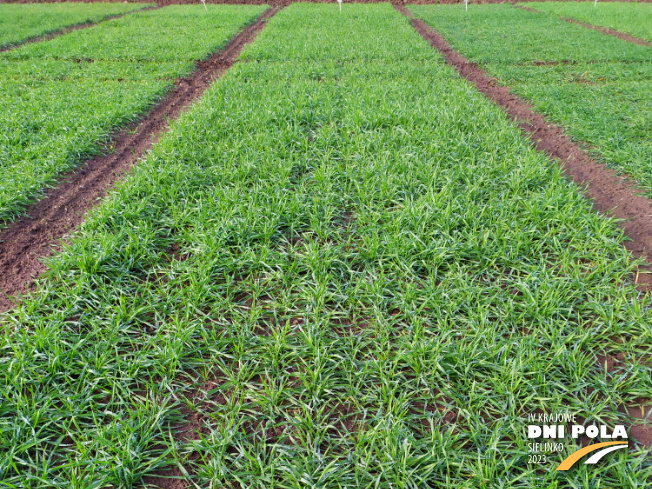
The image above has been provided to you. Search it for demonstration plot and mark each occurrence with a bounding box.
[1,4,649,487]
[526,1,652,43]
[0,2,151,49]
[0,5,267,226]
[411,5,652,197]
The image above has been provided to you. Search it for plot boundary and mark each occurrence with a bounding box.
[0,4,158,53]
[516,4,652,47]
[398,2,652,448]
[396,4,652,291]
[0,7,278,312]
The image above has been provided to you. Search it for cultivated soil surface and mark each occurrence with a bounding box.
[0,7,277,312]
[2,1,651,314]
[2,3,650,486]
[4,0,652,5]
[396,4,652,293]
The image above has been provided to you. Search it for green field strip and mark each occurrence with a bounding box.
[0,5,267,226]
[409,4,649,64]
[410,4,652,198]
[0,2,152,49]
[2,3,651,486]
[525,1,652,43]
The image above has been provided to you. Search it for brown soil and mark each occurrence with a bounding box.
[142,380,228,489]
[563,18,652,47]
[396,4,652,446]
[0,7,277,313]
[516,5,652,46]
[0,7,159,53]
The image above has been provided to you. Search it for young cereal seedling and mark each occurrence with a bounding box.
[2,4,649,488]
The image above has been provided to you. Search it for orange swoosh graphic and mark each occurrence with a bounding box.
[556,441,628,471]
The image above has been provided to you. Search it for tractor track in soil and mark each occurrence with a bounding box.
[516,4,652,47]
[0,7,278,312]
[0,5,159,53]
[396,4,652,447]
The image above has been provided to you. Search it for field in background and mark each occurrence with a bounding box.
[412,4,652,196]
[1,2,651,488]
[527,1,652,42]
[0,5,266,225]
[0,2,152,48]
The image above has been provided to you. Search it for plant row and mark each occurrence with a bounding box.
[0,2,152,49]
[0,3,153,48]
[527,1,652,42]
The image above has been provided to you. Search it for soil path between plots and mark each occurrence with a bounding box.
[396,4,652,446]
[0,5,159,53]
[0,7,278,313]
[515,5,652,47]
[395,5,652,287]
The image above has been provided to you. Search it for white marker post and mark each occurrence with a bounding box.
[338,0,342,13]
[465,0,468,12]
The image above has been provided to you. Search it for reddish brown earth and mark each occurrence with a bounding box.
[395,3,652,447]
[0,6,159,53]
[516,5,652,46]
[0,7,277,312]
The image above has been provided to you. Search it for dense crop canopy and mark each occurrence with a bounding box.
[0,2,152,49]
[527,1,652,42]
[1,4,650,487]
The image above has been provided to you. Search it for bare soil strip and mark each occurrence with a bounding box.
[0,5,159,53]
[0,7,278,313]
[396,4,652,447]
[515,4,652,47]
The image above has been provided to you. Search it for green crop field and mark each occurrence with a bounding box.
[1,3,651,488]
[411,4,652,197]
[0,5,267,226]
[527,1,652,42]
[0,2,152,49]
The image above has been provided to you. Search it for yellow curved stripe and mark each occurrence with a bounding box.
[556,441,628,471]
